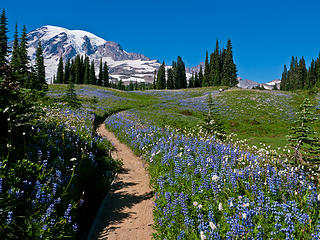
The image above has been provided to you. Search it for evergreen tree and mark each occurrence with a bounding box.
[198,65,203,87]
[172,61,177,89]
[167,68,174,89]
[316,55,320,88]
[153,70,157,89]
[287,56,298,90]
[203,51,210,87]
[18,25,30,87]
[63,59,70,84]
[128,81,134,91]
[156,61,166,89]
[305,60,317,89]
[89,60,96,85]
[296,57,307,89]
[34,41,46,90]
[288,98,320,164]
[74,55,81,84]
[65,79,80,108]
[56,57,64,84]
[221,39,237,86]
[188,73,194,88]
[10,23,20,75]
[79,55,84,81]
[103,62,109,87]
[98,59,103,86]
[0,9,8,69]
[176,56,187,89]
[272,84,278,90]
[135,80,138,90]
[211,40,221,86]
[203,93,225,140]
[118,79,124,90]
[83,56,89,84]
[194,72,200,88]
[280,64,288,90]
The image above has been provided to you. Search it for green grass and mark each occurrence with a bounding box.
[48,84,320,152]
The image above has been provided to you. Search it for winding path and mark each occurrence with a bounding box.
[88,124,154,240]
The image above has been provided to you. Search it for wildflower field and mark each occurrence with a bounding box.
[2,84,320,239]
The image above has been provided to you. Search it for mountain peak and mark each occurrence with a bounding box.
[24,25,158,83]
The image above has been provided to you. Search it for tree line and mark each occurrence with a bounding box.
[54,55,110,87]
[0,9,46,91]
[154,39,238,90]
[155,56,188,89]
[202,39,238,87]
[280,56,320,91]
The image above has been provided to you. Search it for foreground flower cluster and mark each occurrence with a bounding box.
[105,111,320,240]
[0,106,117,239]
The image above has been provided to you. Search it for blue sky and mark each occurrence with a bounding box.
[3,0,320,83]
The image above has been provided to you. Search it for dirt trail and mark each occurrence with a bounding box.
[88,124,154,240]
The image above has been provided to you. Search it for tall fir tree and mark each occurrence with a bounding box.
[103,62,109,87]
[176,56,187,89]
[74,55,81,84]
[288,98,320,164]
[305,60,317,90]
[203,51,210,87]
[0,9,8,69]
[167,68,174,89]
[211,40,221,86]
[171,61,177,89]
[83,56,89,84]
[65,78,80,108]
[18,25,30,87]
[34,41,46,90]
[79,55,84,82]
[221,39,237,86]
[156,61,166,89]
[63,59,70,84]
[188,73,195,88]
[280,64,288,90]
[98,59,103,86]
[153,70,157,89]
[56,56,64,84]
[296,57,307,90]
[287,56,298,90]
[89,60,96,85]
[198,65,203,87]
[10,23,20,75]
[194,72,200,88]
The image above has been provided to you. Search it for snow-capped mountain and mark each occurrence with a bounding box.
[26,25,160,83]
[186,62,204,74]
[237,78,259,89]
[237,78,281,90]
[264,79,281,89]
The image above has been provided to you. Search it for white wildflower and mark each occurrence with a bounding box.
[200,231,206,240]
[193,201,198,207]
[212,174,219,182]
[70,158,77,162]
[218,203,223,211]
[242,213,247,219]
[318,194,320,201]
[209,221,217,230]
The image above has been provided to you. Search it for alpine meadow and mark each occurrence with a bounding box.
[1,2,320,240]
